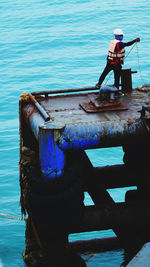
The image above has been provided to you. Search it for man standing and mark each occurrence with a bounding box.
[96,29,140,89]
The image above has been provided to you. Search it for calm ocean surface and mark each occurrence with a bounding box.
[0,0,149,266]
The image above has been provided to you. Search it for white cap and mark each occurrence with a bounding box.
[114,29,124,35]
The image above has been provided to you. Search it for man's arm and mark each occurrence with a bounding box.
[119,38,140,49]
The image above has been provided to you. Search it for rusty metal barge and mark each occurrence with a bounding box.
[19,70,150,266]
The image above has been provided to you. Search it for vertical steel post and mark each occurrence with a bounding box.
[121,68,132,92]
[39,121,65,179]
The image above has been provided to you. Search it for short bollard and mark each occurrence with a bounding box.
[121,68,137,92]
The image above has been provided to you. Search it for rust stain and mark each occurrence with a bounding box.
[53,129,61,142]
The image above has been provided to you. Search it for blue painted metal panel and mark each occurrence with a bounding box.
[39,121,65,179]
[58,121,144,150]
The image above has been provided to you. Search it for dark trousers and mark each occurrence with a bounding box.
[98,62,122,89]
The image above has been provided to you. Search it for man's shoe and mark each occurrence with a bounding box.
[115,91,124,97]
[95,83,100,89]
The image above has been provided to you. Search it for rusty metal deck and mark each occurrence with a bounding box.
[22,88,150,178]
[37,89,149,125]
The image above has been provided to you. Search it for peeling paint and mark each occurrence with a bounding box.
[21,89,149,178]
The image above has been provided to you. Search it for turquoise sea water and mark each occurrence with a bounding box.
[0,0,149,266]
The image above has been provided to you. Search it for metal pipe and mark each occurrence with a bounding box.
[94,164,137,189]
[58,121,144,151]
[28,93,50,122]
[131,71,137,74]
[31,86,99,96]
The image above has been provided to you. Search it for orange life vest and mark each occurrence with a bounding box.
[108,39,125,61]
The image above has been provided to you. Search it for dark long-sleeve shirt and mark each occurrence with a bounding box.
[116,39,137,50]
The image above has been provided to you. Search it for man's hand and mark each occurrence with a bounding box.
[136,38,140,42]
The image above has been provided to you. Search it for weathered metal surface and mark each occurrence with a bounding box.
[80,92,128,113]
[58,120,144,150]
[94,165,138,189]
[74,201,150,234]
[22,88,150,178]
[24,94,148,145]
[121,68,133,92]
[28,202,150,235]
[37,90,149,131]
[39,121,65,178]
[80,100,127,113]
[139,106,150,133]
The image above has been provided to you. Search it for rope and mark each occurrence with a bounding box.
[0,213,27,221]
[0,213,43,249]
[85,253,95,262]
[20,92,30,101]
[124,42,137,60]
[135,42,146,84]
[27,209,44,250]
[104,71,113,86]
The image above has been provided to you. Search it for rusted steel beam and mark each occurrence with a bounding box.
[31,86,99,96]
[28,201,150,236]
[70,202,150,236]
[69,236,121,254]
[66,151,137,194]
[84,156,143,249]
[65,150,94,183]
[94,164,137,189]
